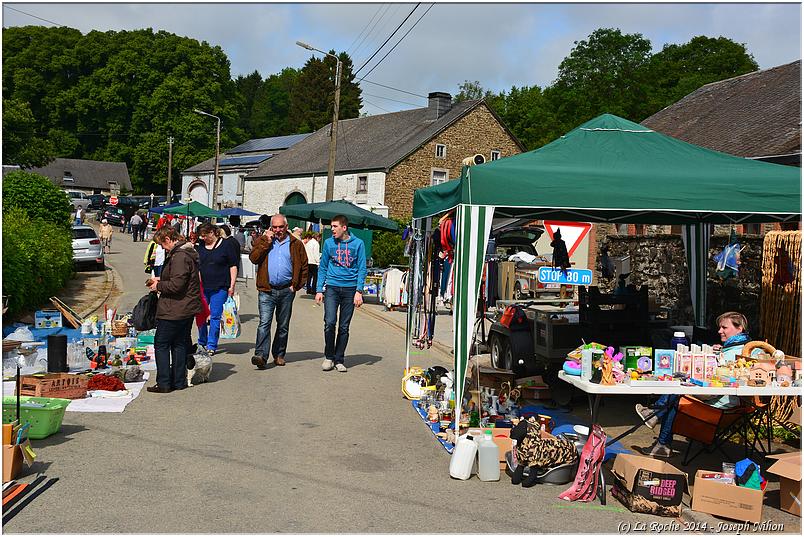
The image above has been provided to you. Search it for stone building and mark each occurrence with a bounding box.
[243,92,524,219]
[181,133,310,209]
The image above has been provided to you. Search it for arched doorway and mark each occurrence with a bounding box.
[188,180,209,205]
[283,192,307,231]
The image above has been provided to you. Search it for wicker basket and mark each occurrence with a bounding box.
[111,320,130,337]
[19,373,89,400]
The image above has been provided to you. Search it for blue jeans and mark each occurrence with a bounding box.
[198,287,228,352]
[256,287,295,358]
[653,394,681,446]
[324,286,356,364]
[154,317,193,389]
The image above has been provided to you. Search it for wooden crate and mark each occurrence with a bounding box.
[19,373,88,400]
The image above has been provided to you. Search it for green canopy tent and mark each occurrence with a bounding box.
[410,113,801,438]
[164,201,220,236]
[280,199,399,261]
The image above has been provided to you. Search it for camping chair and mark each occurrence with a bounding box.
[671,395,756,465]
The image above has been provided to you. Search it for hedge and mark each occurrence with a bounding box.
[3,207,74,317]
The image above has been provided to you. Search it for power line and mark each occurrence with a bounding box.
[337,121,354,168]
[361,99,391,114]
[359,78,426,99]
[358,3,434,82]
[346,3,385,55]
[353,3,420,76]
[351,4,393,61]
[3,5,63,26]
[362,91,421,107]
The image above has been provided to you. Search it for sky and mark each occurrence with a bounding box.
[3,1,802,115]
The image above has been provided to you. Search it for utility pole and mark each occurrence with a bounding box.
[296,41,341,202]
[326,59,342,202]
[214,118,220,209]
[167,136,173,202]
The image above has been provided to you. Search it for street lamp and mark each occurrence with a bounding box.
[297,40,341,202]
[193,108,221,209]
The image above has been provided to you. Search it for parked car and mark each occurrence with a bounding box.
[71,225,105,270]
[88,194,106,210]
[101,206,126,227]
[65,190,91,211]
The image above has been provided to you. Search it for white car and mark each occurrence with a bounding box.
[71,225,105,270]
[65,190,91,210]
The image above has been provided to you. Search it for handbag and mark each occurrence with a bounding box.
[219,296,241,339]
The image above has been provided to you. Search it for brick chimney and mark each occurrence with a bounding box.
[427,92,452,120]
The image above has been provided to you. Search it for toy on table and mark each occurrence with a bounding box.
[600,346,624,385]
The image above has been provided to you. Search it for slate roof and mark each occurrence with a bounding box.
[642,60,801,159]
[183,154,273,173]
[246,99,496,180]
[227,133,311,154]
[24,158,132,191]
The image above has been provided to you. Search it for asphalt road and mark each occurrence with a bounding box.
[5,229,799,534]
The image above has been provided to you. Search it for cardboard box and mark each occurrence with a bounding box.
[34,309,62,329]
[3,444,22,483]
[467,363,515,394]
[692,469,764,523]
[767,452,801,517]
[611,453,687,517]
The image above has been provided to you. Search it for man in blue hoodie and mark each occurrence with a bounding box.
[315,214,367,372]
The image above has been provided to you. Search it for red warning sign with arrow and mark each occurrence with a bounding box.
[543,221,592,258]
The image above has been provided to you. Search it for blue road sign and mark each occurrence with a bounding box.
[537,267,593,286]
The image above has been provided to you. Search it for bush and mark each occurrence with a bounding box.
[2,207,74,316]
[371,219,408,268]
[2,170,72,228]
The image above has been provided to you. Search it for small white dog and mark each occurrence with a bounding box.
[187,346,213,387]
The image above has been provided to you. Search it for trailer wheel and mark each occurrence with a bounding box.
[489,333,512,371]
[513,282,527,301]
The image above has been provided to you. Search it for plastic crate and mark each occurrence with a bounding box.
[2,396,71,439]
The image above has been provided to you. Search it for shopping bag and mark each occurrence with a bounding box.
[219,296,241,339]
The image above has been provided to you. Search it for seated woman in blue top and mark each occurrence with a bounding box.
[195,222,239,356]
[635,311,750,458]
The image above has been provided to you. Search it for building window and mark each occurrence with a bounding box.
[435,144,447,159]
[62,171,74,184]
[237,174,246,196]
[431,168,448,186]
[743,224,762,235]
[356,175,368,194]
[490,150,501,161]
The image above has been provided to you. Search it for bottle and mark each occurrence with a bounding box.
[671,331,689,351]
[477,430,501,481]
[449,434,478,480]
[581,348,593,381]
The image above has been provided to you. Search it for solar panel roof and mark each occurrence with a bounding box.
[227,133,311,154]
[219,154,272,167]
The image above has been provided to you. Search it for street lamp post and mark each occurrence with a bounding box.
[193,108,221,209]
[297,40,341,202]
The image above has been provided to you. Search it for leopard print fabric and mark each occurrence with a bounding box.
[513,418,579,471]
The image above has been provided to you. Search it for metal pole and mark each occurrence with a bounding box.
[167,136,173,202]
[325,58,341,202]
[213,117,220,209]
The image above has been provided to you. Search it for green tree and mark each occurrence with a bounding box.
[641,36,759,118]
[546,28,653,132]
[251,67,300,137]
[289,51,361,133]
[371,221,407,268]
[2,98,55,167]
[453,80,493,103]
[2,170,73,228]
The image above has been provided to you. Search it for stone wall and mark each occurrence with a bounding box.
[384,103,522,219]
[595,231,766,335]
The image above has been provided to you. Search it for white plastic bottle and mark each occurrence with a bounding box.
[449,434,478,480]
[477,430,501,481]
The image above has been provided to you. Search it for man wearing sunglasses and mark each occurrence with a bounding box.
[249,214,308,369]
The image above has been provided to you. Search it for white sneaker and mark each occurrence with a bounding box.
[335,363,347,373]
[322,359,334,371]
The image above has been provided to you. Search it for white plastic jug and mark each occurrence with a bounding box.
[477,430,501,481]
[449,434,478,480]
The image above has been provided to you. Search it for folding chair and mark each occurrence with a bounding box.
[671,395,755,465]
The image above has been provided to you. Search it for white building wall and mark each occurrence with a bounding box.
[243,171,388,217]
[181,170,250,208]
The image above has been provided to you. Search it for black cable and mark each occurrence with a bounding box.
[347,3,386,55]
[337,121,354,168]
[359,78,427,98]
[358,3,434,82]
[353,3,420,76]
[351,4,394,60]
[362,99,391,114]
[3,5,63,26]
[362,91,421,107]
